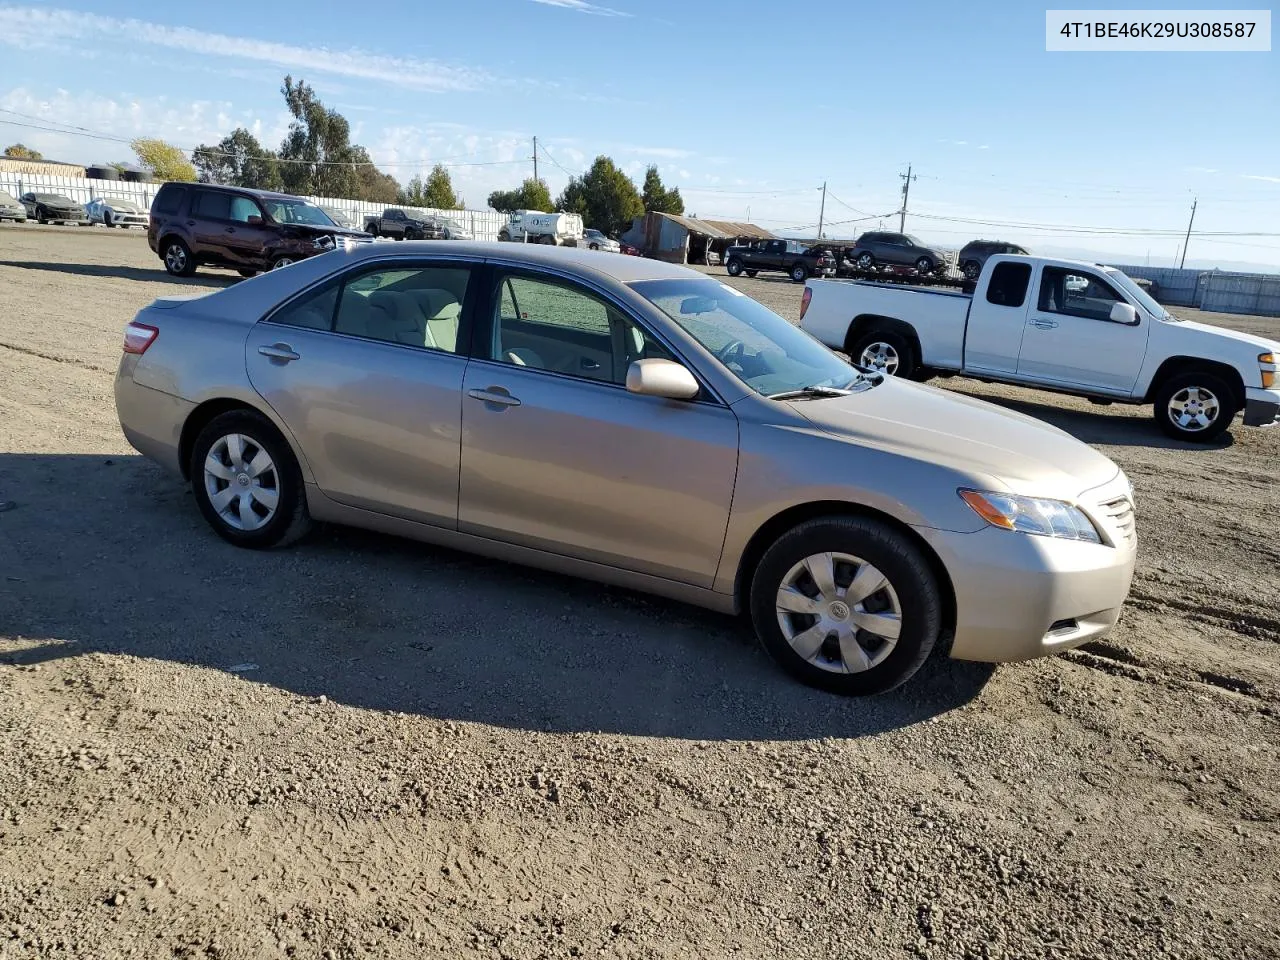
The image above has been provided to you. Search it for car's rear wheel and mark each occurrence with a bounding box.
[190,410,311,549]
[726,258,744,277]
[162,238,196,277]
[1153,370,1235,442]
[745,269,758,278]
[849,330,915,378]
[790,262,808,283]
[750,516,942,695]
[963,260,981,280]
[856,252,875,271]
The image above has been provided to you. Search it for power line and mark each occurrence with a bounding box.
[536,142,579,179]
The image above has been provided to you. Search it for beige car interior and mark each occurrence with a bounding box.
[332,268,469,353]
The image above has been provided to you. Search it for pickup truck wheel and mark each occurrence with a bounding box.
[850,331,915,378]
[750,516,941,695]
[962,260,981,280]
[745,269,758,278]
[1154,372,1235,442]
[726,258,744,277]
[856,252,875,271]
[790,263,809,283]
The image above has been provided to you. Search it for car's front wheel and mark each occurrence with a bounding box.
[750,516,942,695]
[726,258,744,277]
[915,256,935,275]
[1153,370,1236,442]
[856,252,875,271]
[190,410,312,549]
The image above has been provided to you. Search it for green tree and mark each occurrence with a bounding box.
[3,143,43,160]
[422,163,462,209]
[398,174,428,206]
[641,165,684,216]
[192,128,282,190]
[554,156,644,236]
[487,177,552,214]
[130,137,196,181]
[350,145,400,204]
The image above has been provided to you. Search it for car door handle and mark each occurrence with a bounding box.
[1028,319,1059,329]
[580,357,600,370]
[468,387,521,407]
[258,343,300,362]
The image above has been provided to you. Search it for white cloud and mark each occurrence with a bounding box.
[528,0,631,17]
[1185,165,1218,174]
[0,6,487,91]
[617,144,692,159]
[0,86,291,162]
[1242,174,1280,183]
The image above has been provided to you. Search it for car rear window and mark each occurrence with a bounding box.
[153,186,187,215]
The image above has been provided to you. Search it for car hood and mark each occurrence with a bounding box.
[790,377,1120,500]
[1168,318,1280,353]
[41,201,81,210]
[288,224,373,240]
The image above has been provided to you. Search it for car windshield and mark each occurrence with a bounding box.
[108,200,139,212]
[1105,267,1177,321]
[904,235,924,246]
[262,198,336,227]
[34,193,69,202]
[631,278,866,397]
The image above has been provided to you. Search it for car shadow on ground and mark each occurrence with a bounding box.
[0,260,238,287]
[0,453,994,741]
[942,382,1236,451]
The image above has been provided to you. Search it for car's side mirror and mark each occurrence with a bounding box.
[626,359,700,400]
[247,215,264,226]
[1110,302,1139,325]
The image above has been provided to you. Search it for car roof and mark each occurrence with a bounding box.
[162,181,306,202]
[339,239,702,283]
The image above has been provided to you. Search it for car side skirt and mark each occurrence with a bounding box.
[305,486,741,616]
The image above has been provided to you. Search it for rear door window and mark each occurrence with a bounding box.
[193,190,232,220]
[986,262,1033,308]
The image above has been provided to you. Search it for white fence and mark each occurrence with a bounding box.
[0,172,510,242]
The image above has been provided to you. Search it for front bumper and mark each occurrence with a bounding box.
[110,213,149,227]
[0,207,26,220]
[1243,387,1280,427]
[48,212,88,222]
[913,519,1136,664]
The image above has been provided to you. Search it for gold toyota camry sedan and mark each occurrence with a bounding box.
[115,242,1136,695]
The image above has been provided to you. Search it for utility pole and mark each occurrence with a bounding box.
[817,181,827,238]
[1178,197,1197,269]
[532,136,538,183]
[898,164,916,232]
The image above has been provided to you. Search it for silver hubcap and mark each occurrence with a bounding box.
[203,433,279,531]
[165,244,186,271]
[272,258,294,270]
[1169,386,1220,432]
[858,255,873,269]
[860,341,900,375]
[776,552,902,674]
[917,260,931,273]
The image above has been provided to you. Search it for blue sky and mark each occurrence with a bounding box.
[1,1,1277,267]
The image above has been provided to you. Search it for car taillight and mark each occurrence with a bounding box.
[123,321,159,355]
[800,287,812,320]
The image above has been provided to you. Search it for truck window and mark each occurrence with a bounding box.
[985,262,1032,308]
[1038,267,1124,322]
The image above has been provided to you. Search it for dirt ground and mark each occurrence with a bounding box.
[0,223,1277,960]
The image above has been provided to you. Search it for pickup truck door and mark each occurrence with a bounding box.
[382,211,405,236]
[963,261,1033,376]
[1017,266,1150,394]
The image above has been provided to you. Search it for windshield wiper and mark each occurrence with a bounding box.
[767,386,852,401]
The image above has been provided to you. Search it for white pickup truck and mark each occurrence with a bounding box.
[800,255,1280,442]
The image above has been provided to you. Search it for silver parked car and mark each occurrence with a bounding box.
[85,196,149,228]
[0,188,27,222]
[114,243,1136,695]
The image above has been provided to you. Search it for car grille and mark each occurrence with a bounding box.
[1098,496,1137,546]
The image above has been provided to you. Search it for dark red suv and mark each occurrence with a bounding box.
[148,182,372,277]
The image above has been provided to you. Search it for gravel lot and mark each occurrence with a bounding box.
[1,223,1277,959]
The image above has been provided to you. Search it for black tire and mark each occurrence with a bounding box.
[37,207,48,225]
[162,238,196,277]
[790,262,809,283]
[1153,370,1236,442]
[104,212,115,228]
[368,225,379,237]
[189,410,312,549]
[497,230,509,242]
[750,516,942,696]
[726,258,744,277]
[962,260,981,280]
[915,256,934,275]
[847,329,917,379]
[855,252,875,271]
[589,242,600,250]
[744,269,758,278]
[237,269,259,278]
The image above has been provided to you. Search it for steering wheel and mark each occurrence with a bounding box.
[716,339,746,367]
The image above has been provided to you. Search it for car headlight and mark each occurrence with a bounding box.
[313,236,335,250]
[959,489,1101,544]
